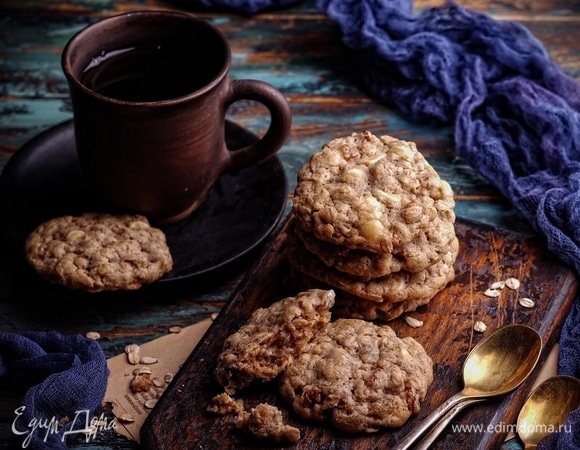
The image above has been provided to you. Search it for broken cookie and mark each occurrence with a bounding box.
[214,289,335,394]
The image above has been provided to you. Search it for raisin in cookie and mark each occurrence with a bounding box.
[214,289,335,394]
[292,131,455,254]
[25,213,173,292]
[278,318,433,432]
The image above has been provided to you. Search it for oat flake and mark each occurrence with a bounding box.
[484,289,501,298]
[405,316,424,328]
[473,321,487,333]
[519,297,535,308]
[505,278,521,290]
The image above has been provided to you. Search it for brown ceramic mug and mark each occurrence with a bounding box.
[61,10,291,223]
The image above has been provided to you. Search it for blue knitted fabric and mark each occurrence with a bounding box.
[202,0,580,447]
[314,3,580,448]
[0,331,109,449]
[200,0,301,13]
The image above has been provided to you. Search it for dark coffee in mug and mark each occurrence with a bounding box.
[81,44,221,102]
[62,11,291,223]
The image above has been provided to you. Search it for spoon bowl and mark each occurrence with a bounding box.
[392,324,542,450]
[517,375,580,449]
[462,324,543,396]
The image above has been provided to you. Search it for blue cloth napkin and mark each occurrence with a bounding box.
[0,331,109,449]
[202,0,580,447]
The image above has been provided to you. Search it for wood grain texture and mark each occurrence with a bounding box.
[0,0,578,448]
[141,216,577,450]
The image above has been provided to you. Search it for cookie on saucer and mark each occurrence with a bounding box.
[24,213,173,292]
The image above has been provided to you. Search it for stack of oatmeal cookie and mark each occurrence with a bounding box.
[288,131,458,321]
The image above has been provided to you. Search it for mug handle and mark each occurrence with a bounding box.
[222,79,292,172]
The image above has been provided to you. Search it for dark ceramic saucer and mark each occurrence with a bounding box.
[0,119,288,282]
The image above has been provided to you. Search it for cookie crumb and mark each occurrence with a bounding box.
[207,393,244,415]
[236,403,300,445]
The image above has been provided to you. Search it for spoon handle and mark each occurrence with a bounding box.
[390,392,467,450]
[413,398,487,450]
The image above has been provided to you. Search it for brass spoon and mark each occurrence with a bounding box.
[392,324,542,450]
[517,375,580,449]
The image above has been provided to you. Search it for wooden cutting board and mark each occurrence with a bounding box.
[140,216,577,450]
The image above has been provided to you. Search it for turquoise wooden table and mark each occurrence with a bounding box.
[0,0,578,448]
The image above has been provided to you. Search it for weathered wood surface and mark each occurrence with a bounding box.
[141,216,578,450]
[0,0,579,448]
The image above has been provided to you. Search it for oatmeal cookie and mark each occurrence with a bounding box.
[278,318,433,432]
[294,218,456,276]
[288,232,458,303]
[214,289,335,394]
[293,223,404,277]
[291,272,433,321]
[24,213,173,292]
[333,292,432,322]
[292,131,455,253]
